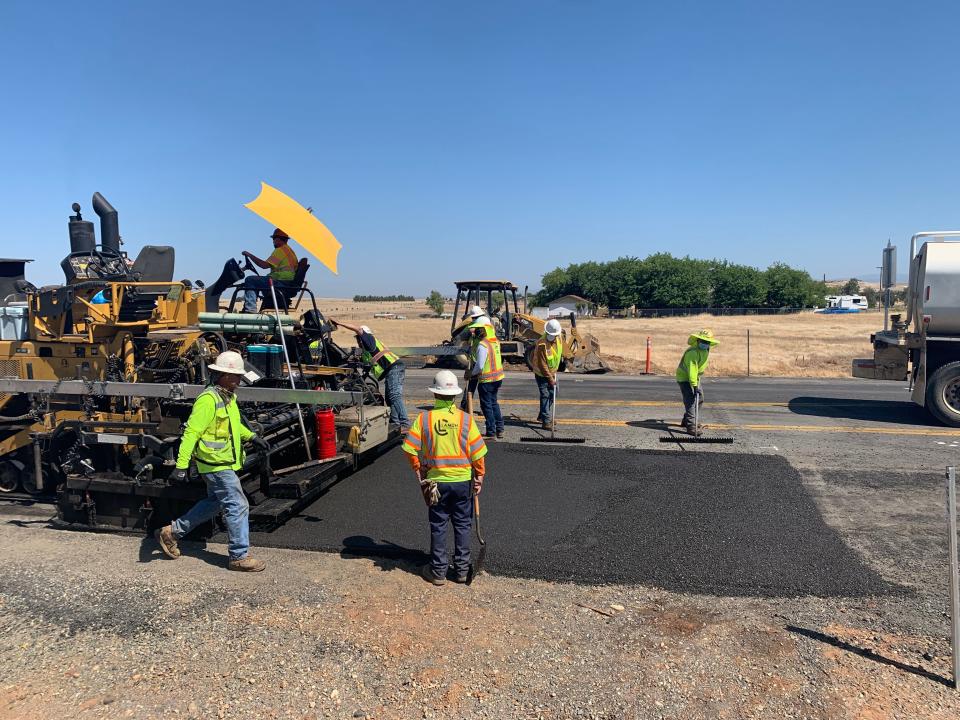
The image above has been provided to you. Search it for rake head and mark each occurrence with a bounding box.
[520,436,586,444]
[659,435,734,444]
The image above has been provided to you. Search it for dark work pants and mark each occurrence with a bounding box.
[428,480,473,577]
[478,379,503,435]
[679,382,697,427]
[535,374,554,423]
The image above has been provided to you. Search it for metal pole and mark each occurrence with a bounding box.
[268,279,313,461]
[947,466,960,690]
[747,329,751,377]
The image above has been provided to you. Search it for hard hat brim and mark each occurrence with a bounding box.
[428,385,463,396]
[208,362,247,375]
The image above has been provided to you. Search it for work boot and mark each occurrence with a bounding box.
[496,431,504,439]
[155,525,180,559]
[228,556,266,572]
[451,569,469,584]
[542,421,554,431]
[421,564,445,586]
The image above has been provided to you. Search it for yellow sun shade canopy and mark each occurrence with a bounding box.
[244,182,342,274]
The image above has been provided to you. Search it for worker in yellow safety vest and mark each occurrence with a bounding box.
[403,370,487,585]
[155,351,269,572]
[465,316,504,439]
[330,319,408,428]
[459,305,487,413]
[676,328,718,435]
[240,227,299,313]
[531,319,563,430]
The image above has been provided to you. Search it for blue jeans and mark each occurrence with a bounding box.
[383,362,409,427]
[535,375,554,423]
[428,480,473,577]
[171,469,250,560]
[242,276,273,313]
[478,379,503,435]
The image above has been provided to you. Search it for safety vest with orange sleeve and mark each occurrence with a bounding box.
[402,399,487,481]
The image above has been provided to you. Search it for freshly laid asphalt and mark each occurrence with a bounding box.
[246,443,895,598]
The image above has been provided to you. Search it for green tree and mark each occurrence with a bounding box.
[711,263,767,307]
[764,263,822,307]
[635,254,712,308]
[425,290,444,316]
[841,278,861,295]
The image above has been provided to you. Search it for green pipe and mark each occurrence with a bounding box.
[199,312,295,325]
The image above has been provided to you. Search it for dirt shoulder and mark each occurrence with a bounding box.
[1,512,958,720]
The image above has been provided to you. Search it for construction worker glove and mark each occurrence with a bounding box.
[473,475,484,496]
[694,386,704,402]
[249,436,270,453]
[170,468,189,483]
[420,479,440,507]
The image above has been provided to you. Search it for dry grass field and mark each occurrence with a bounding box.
[301,298,889,378]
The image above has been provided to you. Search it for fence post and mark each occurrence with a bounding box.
[645,336,652,374]
[947,466,960,690]
[747,329,751,377]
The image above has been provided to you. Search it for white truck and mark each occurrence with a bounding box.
[853,232,960,426]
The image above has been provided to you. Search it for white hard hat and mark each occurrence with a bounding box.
[359,325,372,335]
[468,305,484,318]
[208,350,246,375]
[545,319,562,339]
[475,316,492,327]
[428,369,462,396]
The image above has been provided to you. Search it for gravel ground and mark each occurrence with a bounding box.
[1,513,959,720]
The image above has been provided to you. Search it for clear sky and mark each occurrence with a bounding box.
[1,1,957,294]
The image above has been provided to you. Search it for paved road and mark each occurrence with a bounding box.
[399,369,959,474]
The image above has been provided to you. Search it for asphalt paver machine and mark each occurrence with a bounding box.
[0,193,398,531]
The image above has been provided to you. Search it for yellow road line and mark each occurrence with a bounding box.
[530,418,960,437]
[415,399,865,408]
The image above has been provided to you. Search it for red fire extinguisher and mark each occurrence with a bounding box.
[315,408,337,459]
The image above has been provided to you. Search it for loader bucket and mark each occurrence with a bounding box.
[566,333,609,374]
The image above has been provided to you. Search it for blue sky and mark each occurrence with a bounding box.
[1,1,956,294]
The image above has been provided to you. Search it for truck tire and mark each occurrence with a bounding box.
[925,361,960,427]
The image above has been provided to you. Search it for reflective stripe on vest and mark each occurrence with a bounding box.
[478,338,504,383]
[362,337,399,380]
[420,409,471,469]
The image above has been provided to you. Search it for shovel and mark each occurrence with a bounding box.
[465,485,486,585]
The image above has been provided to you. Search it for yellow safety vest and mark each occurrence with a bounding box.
[402,401,487,481]
[176,388,252,473]
[478,337,504,383]
[544,336,562,371]
[362,337,399,380]
[268,244,298,282]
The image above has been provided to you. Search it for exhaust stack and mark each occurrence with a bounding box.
[92,192,120,254]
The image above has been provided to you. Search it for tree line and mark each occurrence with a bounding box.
[534,253,846,309]
[353,294,415,303]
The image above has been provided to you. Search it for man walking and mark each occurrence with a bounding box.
[240,228,298,313]
[331,319,408,429]
[466,317,504,439]
[531,319,563,429]
[155,351,268,571]
[403,370,487,585]
[675,329,718,435]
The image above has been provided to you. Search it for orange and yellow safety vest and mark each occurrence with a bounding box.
[402,400,487,481]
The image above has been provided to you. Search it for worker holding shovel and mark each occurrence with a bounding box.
[402,370,487,585]
[675,329,718,435]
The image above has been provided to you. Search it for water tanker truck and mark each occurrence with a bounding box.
[853,231,960,426]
